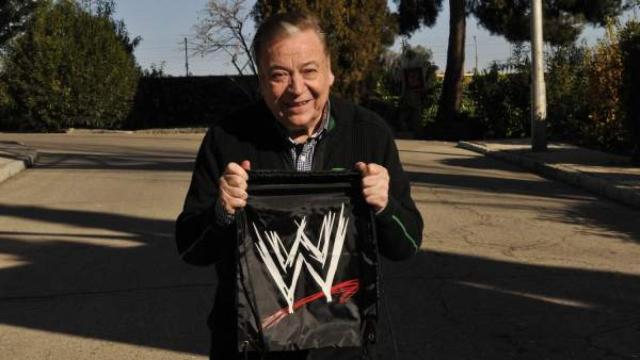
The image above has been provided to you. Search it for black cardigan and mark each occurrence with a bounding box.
[175,97,424,358]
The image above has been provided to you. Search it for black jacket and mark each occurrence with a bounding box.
[176,97,423,359]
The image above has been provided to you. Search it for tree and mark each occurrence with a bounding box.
[397,0,625,126]
[77,0,141,54]
[1,0,140,130]
[191,0,260,101]
[472,1,624,44]
[253,0,397,101]
[192,0,257,77]
[0,0,40,50]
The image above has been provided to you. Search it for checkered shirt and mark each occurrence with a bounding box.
[288,103,330,171]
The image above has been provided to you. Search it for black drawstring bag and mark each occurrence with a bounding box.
[236,170,379,353]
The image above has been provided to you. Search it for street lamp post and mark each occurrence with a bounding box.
[531,0,548,151]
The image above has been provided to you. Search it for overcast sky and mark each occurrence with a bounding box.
[113,0,622,77]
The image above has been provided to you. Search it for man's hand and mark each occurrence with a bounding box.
[219,160,251,215]
[355,162,389,213]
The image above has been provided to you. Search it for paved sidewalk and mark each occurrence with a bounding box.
[0,129,204,184]
[0,141,38,184]
[459,138,640,209]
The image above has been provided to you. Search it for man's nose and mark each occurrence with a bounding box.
[287,72,305,95]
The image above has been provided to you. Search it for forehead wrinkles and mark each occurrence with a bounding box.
[259,30,330,76]
[266,37,325,66]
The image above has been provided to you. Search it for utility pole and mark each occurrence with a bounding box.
[473,35,478,72]
[184,37,190,77]
[530,0,547,151]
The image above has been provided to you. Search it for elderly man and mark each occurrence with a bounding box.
[176,11,423,360]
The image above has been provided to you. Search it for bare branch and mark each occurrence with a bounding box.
[191,0,256,77]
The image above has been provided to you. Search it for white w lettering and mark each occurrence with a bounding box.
[253,203,349,313]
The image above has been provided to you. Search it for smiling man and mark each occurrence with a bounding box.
[176,12,423,360]
[257,21,334,144]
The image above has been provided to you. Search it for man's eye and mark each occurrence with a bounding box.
[271,72,287,81]
[302,69,318,78]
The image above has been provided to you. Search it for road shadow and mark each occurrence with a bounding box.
[377,251,640,360]
[442,153,640,195]
[406,169,593,202]
[34,151,196,172]
[488,147,636,168]
[418,154,640,244]
[0,204,214,355]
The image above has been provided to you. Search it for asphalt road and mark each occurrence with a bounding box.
[0,133,638,359]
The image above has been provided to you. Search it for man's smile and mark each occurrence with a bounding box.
[286,99,312,108]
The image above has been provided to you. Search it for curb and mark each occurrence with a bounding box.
[458,141,640,209]
[132,127,208,134]
[65,127,208,134]
[0,141,39,184]
[66,128,133,134]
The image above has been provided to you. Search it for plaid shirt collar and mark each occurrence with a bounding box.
[285,101,331,171]
[286,100,331,145]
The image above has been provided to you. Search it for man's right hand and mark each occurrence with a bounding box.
[219,160,251,215]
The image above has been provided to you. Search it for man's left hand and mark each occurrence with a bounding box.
[355,162,389,213]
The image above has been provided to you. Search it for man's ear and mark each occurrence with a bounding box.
[328,66,335,87]
[325,54,335,86]
[257,72,266,97]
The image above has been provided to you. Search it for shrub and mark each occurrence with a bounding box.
[619,20,640,160]
[545,44,590,141]
[1,0,139,131]
[0,77,13,127]
[467,62,530,138]
[125,75,258,129]
[582,25,626,150]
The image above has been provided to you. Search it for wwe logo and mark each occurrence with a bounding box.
[253,203,349,314]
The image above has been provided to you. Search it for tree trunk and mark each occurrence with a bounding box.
[436,0,466,124]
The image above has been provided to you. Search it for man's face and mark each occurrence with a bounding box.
[258,29,334,133]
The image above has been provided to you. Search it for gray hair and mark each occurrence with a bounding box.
[252,12,329,71]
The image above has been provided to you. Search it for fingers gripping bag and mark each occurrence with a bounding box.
[235,170,379,353]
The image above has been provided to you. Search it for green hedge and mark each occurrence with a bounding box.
[619,20,640,161]
[125,75,258,129]
[467,65,530,139]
